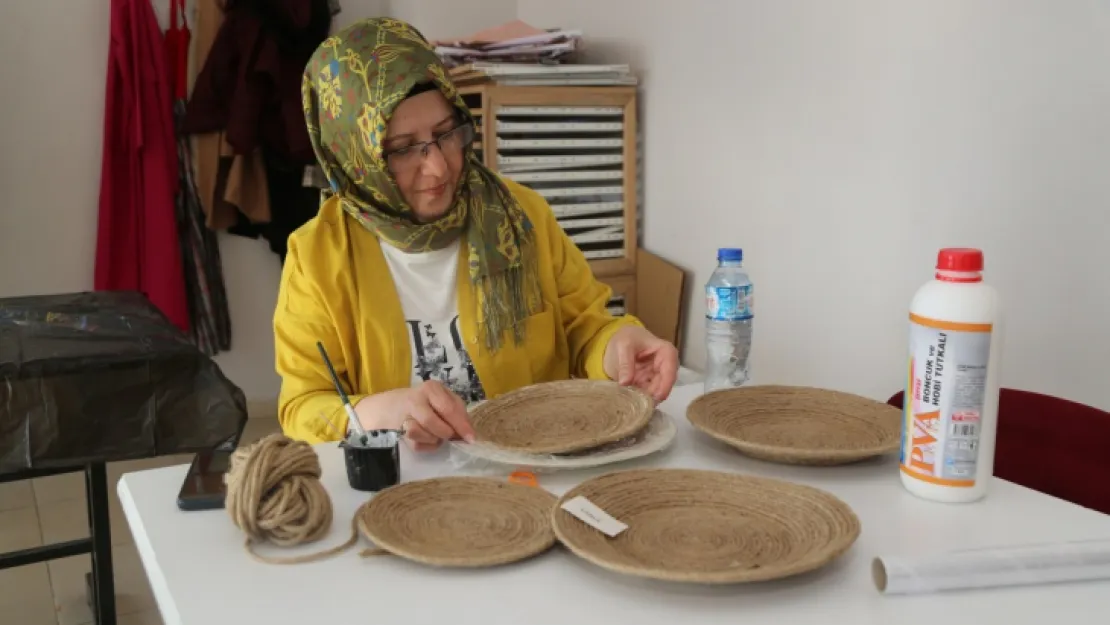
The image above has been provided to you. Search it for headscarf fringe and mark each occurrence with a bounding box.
[476,231,542,352]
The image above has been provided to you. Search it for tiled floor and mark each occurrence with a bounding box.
[0,418,282,625]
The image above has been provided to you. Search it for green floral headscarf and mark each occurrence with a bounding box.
[301,17,540,353]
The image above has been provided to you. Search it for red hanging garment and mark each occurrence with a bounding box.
[95,0,190,333]
[164,0,190,100]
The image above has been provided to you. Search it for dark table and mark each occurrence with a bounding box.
[0,291,248,624]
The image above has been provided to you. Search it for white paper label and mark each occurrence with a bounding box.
[560,496,627,537]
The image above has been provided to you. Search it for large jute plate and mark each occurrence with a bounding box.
[687,385,902,465]
[450,409,677,471]
[357,476,558,567]
[552,468,861,584]
[468,379,655,455]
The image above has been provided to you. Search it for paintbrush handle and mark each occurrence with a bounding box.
[343,402,368,438]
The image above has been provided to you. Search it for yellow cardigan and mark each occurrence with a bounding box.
[273,177,643,443]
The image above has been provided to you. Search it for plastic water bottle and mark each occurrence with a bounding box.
[704,248,753,392]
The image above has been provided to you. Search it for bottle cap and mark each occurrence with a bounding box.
[936,248,984,272]
[718,248,743,262]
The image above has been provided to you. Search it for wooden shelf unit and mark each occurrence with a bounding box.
[459,84,640,315]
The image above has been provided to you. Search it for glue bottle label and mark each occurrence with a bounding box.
[901,313,992,487]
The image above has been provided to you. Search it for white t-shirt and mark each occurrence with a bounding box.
[379,239,487,405]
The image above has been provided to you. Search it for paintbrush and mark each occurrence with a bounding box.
[315,341,371,445]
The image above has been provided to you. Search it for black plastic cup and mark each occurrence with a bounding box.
[340,430,401,492]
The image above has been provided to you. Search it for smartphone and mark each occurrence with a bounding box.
[176,448,233,511]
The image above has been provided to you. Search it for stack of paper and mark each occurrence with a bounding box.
[434,20,637,87]
[434,20,582,68]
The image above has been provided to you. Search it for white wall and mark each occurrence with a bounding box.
[4,0,1108,412]
[519,0,1110,410]
[0,0,108,300]
[381,0,516,39]
[0,0,512,406]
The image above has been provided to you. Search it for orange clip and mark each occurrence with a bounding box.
[508,470,538,488]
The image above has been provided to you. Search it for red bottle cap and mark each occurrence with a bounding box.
[936,248,984,273]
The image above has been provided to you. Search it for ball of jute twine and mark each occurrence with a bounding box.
[224,433,360,564]
[686,385,902,465]
[551,468,861,584]
[468,379,655,455]
[224,435,557,567]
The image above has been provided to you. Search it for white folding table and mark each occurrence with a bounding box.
[118,383,1110,625]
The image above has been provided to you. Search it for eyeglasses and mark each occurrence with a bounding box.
[383,122,476,171]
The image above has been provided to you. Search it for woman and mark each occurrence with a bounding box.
[274,17,678,450]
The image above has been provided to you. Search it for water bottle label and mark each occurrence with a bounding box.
[706,285,753,321]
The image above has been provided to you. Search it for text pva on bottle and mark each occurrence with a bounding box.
[900,248,1003,503]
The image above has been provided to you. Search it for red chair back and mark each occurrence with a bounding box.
[887,389,1110,516]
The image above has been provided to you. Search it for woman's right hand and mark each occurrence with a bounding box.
[399,380,475,451]
[353,381,475,451]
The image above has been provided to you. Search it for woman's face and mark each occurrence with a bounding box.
[382,90,469,223]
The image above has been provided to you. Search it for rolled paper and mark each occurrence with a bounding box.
[873,538,1110,595]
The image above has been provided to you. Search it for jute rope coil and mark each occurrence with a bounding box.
[224,433,358,564]
[225,434,557,567]
[468,379,655,455]
[357,476,559,567]
[686,385,902,465]
[552,468,861,584]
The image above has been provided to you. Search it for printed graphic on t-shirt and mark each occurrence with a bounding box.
[407,315,486,405]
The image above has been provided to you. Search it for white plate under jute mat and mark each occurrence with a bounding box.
[552,468,861,584]
[467,379,656,455]
[450,409,676,472]
[687,385,903,465]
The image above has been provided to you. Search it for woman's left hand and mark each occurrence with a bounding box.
[603,326,680,402]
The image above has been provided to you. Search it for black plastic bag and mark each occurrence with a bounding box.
[0,291,248,473]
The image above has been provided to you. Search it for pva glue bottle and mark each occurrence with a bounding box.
[900,248,1003,503]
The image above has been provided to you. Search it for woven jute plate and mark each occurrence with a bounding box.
[468,379,655,455]
[687,385,902,465]
[450,409,677,472]
[357,476,558,567]
[552,468,861,584]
